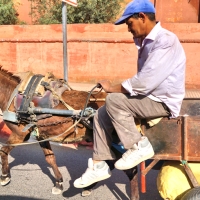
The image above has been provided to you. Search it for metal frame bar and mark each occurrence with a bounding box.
[62,2,68,82]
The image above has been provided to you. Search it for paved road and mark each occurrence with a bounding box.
[0,141,163,200]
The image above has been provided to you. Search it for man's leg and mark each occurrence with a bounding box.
[74,105,115,188]
[74,93,170,188]
[93,105,117,161]
[105,93,170,170]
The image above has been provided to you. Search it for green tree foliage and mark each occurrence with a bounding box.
[0,0,19,25]
[29,0,123,24]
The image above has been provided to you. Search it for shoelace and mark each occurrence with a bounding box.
[81,166,101,182]
[81,168,93,180]
[122,148,138,160]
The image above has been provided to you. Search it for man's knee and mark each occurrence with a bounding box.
[106,93,126,109]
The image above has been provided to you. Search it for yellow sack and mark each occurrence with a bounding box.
[157,161,200,200]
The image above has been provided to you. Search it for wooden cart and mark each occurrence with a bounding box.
[137,89,200,199]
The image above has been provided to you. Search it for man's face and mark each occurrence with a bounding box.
[126,15,145,39]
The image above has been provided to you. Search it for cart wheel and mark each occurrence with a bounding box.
[181,187,200,200]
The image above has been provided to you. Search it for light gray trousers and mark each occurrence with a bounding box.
[92,93,170,161]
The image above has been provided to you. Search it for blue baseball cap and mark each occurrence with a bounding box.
[115,0,155,25]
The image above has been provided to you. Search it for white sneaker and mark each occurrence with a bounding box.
[73,158,112,188]
[114,136,155,170]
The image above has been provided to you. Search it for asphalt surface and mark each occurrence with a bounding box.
[0,141,163,200]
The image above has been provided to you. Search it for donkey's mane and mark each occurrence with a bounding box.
[0,66,21,83]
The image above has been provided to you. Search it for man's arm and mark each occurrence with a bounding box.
[123,34,186,96]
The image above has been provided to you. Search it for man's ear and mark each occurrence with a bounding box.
[138,12,146,22]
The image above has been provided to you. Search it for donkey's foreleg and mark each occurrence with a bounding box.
[0,146,14,186]
[39,141,63,194]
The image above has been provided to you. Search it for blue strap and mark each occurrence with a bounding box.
[112,142,126,154]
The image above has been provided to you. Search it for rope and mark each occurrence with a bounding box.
[42,82,74,110]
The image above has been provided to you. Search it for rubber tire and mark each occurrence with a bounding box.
[181,187,200,200]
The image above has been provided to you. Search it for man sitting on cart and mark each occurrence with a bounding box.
[74,0,186,188]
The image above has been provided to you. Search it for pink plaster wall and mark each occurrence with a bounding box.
[0,23,200,89]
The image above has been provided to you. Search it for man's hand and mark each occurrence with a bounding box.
[97,80,111,93]
[97,80,129,93]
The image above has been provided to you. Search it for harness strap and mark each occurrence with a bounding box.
[19,75,44,112]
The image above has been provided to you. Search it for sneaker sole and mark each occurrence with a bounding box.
[115,151,155,170]
[74,172,112,188]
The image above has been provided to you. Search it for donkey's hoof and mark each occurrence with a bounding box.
[52,182,63,195]
[1,176,11,186]
[81,189,92,197]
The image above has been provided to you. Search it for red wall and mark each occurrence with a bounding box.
[0,23,200,89]
[156,0,200,23]
[14,0,32,24]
